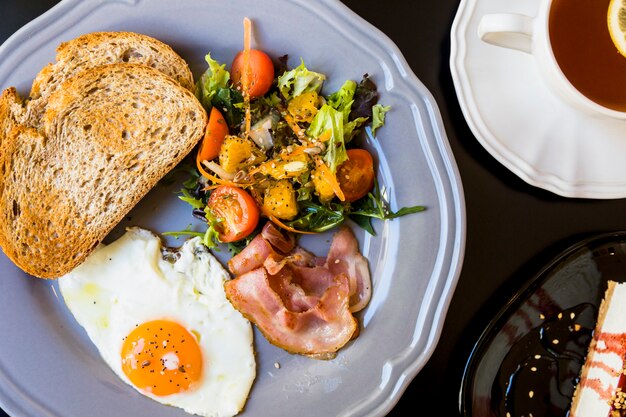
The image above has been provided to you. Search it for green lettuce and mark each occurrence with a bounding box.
[307,104,347,172]
[277,59,326,100]
[371,104,391,136]
[327,80,369,142]
[327,80,356,122]
[196,53,230,110]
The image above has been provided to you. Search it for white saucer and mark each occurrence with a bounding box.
[450,0,626,199]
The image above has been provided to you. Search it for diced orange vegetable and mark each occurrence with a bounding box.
[263,179,298,220]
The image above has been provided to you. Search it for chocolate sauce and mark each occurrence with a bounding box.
[491,303,596,417]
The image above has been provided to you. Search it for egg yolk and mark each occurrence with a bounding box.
[121,320,202,396]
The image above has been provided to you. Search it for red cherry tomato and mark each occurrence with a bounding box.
[207,185,260,242]
[198,107,229,162]
[337,149,375,203]
[231,49,274,99]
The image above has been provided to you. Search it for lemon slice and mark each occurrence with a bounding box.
[608,0,626,57]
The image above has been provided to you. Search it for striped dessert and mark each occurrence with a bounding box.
[570,280,626,416]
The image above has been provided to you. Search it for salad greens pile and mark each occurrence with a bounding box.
[171,52,425,249]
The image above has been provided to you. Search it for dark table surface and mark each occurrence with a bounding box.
[2,1,626,416]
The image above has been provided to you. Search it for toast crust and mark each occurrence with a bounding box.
[26,31,195,128]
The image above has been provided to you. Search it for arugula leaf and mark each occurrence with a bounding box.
[163,225,204,239]
[276,54,290,76]
[349,213,376,235]
[178,189,204,210]
[201,208,223,248]
[286,200,346,233]
[348,180,426,235]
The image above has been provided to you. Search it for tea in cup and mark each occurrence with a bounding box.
[478,0,626,119]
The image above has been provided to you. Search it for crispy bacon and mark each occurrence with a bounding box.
[224,224,371,357]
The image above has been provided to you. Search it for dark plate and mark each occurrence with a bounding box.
[460,231,626,417]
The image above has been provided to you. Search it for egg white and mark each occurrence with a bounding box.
[58,227,256,417]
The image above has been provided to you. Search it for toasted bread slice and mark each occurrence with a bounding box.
[26,31,195,127]
[0,87,26,140]
[0,63,207,278]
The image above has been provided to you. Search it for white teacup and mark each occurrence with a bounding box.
[478,0,626,120]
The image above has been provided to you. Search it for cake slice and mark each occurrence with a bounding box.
[570,280,626,416]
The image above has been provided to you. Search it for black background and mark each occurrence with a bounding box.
[2,1,626,416]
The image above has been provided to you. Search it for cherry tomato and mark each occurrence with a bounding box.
[207,185,260,242]
[198,107,229,162]
[231,49,274,99]
[337,149,375,203]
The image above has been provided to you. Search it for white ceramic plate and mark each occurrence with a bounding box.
[451,0,626,199]
[0,0,465,416]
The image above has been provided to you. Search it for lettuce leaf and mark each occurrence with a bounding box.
[327,80,356,123]
[307,104,347,172]
[196,53,230,110]
[371,104,391,136]
[344,116,369,142]
[277,59,326,100]
[327,80,369,142]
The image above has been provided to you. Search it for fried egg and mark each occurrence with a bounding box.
[58,227,255,417]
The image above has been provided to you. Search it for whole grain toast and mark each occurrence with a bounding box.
[0,88,26,140]
[0,63,207,278]
[26,31,195,128]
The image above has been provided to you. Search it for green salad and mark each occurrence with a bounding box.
[169,46,424,251]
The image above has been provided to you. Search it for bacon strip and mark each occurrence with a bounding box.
[227,234,275,276]
[325,227,372,312]
[224,267,357,355]
[224,223,371,357]
[261,222,296,253]
[228,223,297,276]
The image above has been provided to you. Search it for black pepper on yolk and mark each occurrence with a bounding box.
[121,320,203,396]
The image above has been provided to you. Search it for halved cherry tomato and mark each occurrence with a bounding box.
[207,185,260,242]
[336,149,375,202]
[198,107,229,162]
[231,49,274,99]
